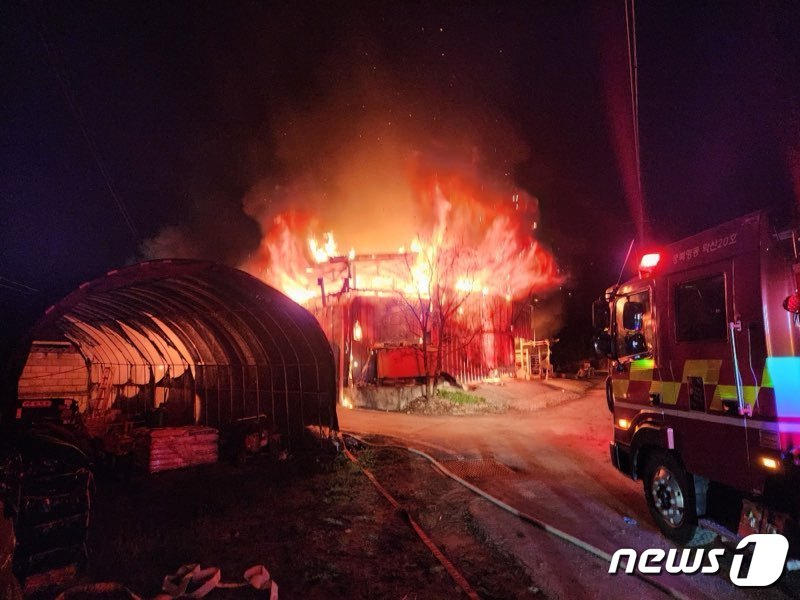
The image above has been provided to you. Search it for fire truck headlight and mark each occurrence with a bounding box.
[761,457,779,470]
[617,418,631,430]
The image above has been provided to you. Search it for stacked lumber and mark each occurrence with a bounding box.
[136,426,219,473]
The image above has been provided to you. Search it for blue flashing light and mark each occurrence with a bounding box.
[765,357,800,420]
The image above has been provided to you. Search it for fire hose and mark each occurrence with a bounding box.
[338,433,480,599]
[342,432,690,600]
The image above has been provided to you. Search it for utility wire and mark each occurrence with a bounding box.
[624,0,645,243]
[0,282,36,296]
[33,6,139,240]
[0,275,39,294]
[0,275,39,296]
[624,0,642,195]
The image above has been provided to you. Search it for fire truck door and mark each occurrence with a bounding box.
[666,270,752,492]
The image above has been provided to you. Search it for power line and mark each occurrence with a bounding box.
[624,0,642,195]
[33,5,139,241]
[624,0,645,243]
[0,275,39,293]
[0,275,39,296]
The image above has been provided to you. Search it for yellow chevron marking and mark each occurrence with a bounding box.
[650,380,681,405]
[629,358,656,382]
[630,358,655,371]
[682,360,723,385]
[630,368,655,381]
[762,364,773,388]
[612,379,630,400]
[710,385,759,411]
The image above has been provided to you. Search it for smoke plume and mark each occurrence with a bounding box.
[140,19,556,298]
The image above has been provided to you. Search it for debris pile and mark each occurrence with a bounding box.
[54,563,278,599]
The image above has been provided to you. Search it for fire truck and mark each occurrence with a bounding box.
[593,211,800,546]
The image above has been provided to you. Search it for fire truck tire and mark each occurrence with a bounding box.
[605,376,614,412]
[643,451,699,544]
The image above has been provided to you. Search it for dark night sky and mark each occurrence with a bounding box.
[2,1,800,361]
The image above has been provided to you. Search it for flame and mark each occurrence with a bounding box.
[309,231,338,263]
[243,171,561,305]
[455,277,475,293]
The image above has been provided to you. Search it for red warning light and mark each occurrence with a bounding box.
[639,253,660,269]
[638,253,660,278]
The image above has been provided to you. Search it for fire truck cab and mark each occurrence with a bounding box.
[594,211,800,545]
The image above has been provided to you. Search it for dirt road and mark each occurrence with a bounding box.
[339,379,799,600]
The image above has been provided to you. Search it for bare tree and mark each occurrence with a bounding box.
[397,247,434,398]
[398,237,479,398]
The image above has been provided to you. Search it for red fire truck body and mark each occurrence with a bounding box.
[596,211,800,543]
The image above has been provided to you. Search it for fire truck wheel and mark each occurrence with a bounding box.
[643,451,698,544]
[605,376,614,412]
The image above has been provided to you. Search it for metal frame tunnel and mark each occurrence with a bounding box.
[8,260,339,447]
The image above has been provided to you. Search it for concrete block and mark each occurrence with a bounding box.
[351,384,422,411]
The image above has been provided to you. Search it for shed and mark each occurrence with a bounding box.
[9,260,338,448]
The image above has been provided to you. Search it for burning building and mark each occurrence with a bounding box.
[244,172,561,402]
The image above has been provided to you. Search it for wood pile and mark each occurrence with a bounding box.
[135,426,219,473]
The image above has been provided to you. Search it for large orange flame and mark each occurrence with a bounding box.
[243,170,560,304]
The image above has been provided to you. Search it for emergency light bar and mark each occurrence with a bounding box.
[638,253,660,277]
[640,253,660,269]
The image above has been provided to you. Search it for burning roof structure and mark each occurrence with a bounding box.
[242,170,561,391]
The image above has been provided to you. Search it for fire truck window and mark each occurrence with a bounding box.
[675,274,726,342]
[615,290,653,358]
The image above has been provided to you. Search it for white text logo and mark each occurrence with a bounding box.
[609,534,789,587]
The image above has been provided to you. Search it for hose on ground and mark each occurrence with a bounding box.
[338,433,480,599]
[343,432,690,600]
